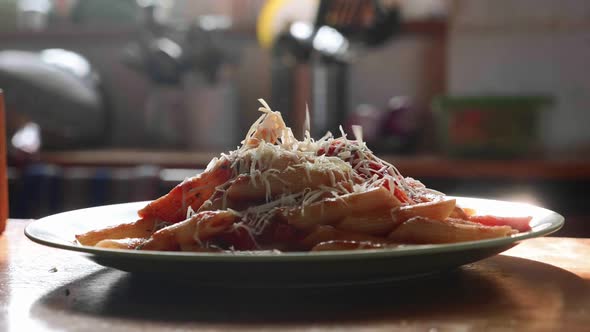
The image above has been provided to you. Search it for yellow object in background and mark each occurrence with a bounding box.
[257,0,318,49]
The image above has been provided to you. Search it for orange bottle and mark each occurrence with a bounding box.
[0,90,7,234]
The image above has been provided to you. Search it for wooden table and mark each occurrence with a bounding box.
[2,220,590,331]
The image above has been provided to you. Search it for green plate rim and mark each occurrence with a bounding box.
[24,197,564,263]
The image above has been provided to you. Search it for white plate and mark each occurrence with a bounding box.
[25,197,564,287]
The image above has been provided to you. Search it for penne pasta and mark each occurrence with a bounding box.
[76,100,530,253]
[388,217,517,244]
[140,210,239,251]
[311,240,389,251]
[138,158,232,223]
[335,209,401,236]
[391,199,456,224]
[285,186,401,230]
[76,217,163,246]
[300,225,390,250]
[449,206,471,219]
[226,166,351,203]
[95,237,146,250]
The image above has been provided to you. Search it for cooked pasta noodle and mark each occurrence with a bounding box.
[76,100,529,252]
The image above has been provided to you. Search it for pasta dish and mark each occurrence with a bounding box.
[76,100,532,252]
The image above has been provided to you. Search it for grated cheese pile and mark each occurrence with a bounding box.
[191,99,438,247]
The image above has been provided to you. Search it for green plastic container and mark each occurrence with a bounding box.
[432,96,553,158]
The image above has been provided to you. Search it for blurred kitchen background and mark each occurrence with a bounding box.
[2,0,590,236]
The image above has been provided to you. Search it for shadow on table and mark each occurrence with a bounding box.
[30,255,590,329]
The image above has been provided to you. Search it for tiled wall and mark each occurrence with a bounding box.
[448,0,590,153]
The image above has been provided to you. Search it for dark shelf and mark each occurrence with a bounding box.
[39,149,590,180]
[0,19,448,42]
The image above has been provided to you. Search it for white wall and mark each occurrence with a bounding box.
[449,0,590,153]
[350,35,445,108]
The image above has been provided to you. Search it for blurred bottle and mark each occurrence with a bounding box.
[1,91,8,234]
[0,0,18,32]
[17,0,51,31]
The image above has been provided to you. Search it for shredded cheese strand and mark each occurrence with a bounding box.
[185,99,437,249]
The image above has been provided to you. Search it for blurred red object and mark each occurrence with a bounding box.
[382,96,419,138]
[1,90,8,234]
[345,96,422,153]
